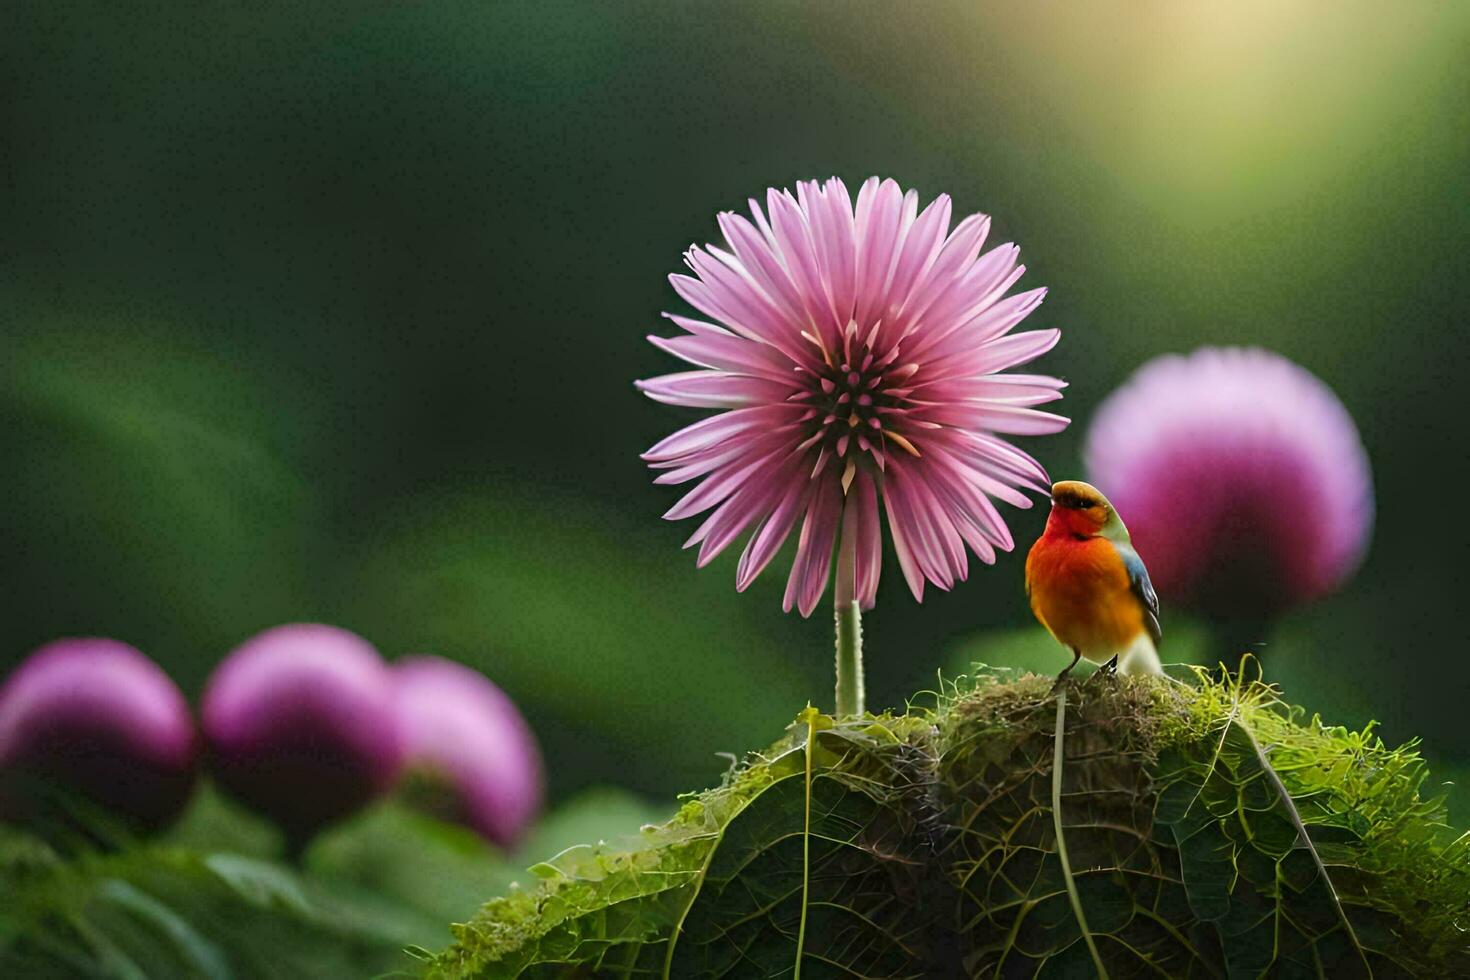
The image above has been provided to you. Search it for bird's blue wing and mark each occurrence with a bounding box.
[1117,543,1162,646]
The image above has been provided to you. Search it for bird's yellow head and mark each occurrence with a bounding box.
[1047,480,1117,538]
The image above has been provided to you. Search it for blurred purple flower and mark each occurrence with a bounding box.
[639,177,1064,616]
[1086,347,1373,620]
[393,656,543,848]
[201,624,402,849]
[0,638,197,834]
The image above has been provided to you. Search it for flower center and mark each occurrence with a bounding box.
[795,321,922,476]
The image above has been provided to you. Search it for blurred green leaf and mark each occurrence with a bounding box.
[0,783,665,978]
[167,781,669,951]
[96,879,233,980]
[1,326,322,689]
[308,787,670,943]
[0,840,405,977]
[343,492,825,797]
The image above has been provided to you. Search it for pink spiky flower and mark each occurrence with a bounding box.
[639,178,1066,711]
[1086,347,1373,624]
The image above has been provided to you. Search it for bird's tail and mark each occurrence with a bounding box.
[1118,633,1163,676]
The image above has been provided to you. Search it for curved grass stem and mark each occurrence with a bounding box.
[1053,685,1109,979]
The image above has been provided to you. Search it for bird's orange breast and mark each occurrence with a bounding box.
[1026,534,1145,659]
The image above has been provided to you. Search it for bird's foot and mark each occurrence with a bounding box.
[1051,650,1083,694]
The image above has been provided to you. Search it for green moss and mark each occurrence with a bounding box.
[428,670,1470,978]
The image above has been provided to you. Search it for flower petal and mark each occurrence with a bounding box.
[884,462,967,591]
[736,477,810,592]
[663,452,778,521]
[801,178,858,328]
[921,323,1058,383]
[782,472,841,617]
[898,211,989,332]
[919,400,1070,435]
[903,244,1024,358]
[687,457,797,567]
[636,370,798,409]
[887,194,952,324]
[641,404,800,462]
[686,246,813,365]
[846,471,882,608]
[717,211,816,349]
[853,178,906,330]
[924,286,1049,365]
[648,331,795,381]
[767,187,840,345]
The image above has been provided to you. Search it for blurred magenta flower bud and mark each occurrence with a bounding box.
[0,638,197,835]
[201,624,402,853]
[1086,347,1373,623]
[394,656,543,848]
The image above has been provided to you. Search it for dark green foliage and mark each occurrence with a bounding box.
[0,788,667,978]
[430,671,1470,978]
[0,836,416,978]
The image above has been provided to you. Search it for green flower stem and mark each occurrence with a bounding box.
[834,599,864,718]
[833,518,864,718]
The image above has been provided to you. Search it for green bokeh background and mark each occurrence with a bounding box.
[3,2,1467,813]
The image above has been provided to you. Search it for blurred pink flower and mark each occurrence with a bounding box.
[0,638,197,834]
[1086,347,1373,620]
[639,177,1065,616]
[393,656,543,849]
[202,624,402,849]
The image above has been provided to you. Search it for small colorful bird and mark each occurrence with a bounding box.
[1026,480,1162,681]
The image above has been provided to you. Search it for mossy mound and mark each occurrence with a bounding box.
[427,669,1470,978]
